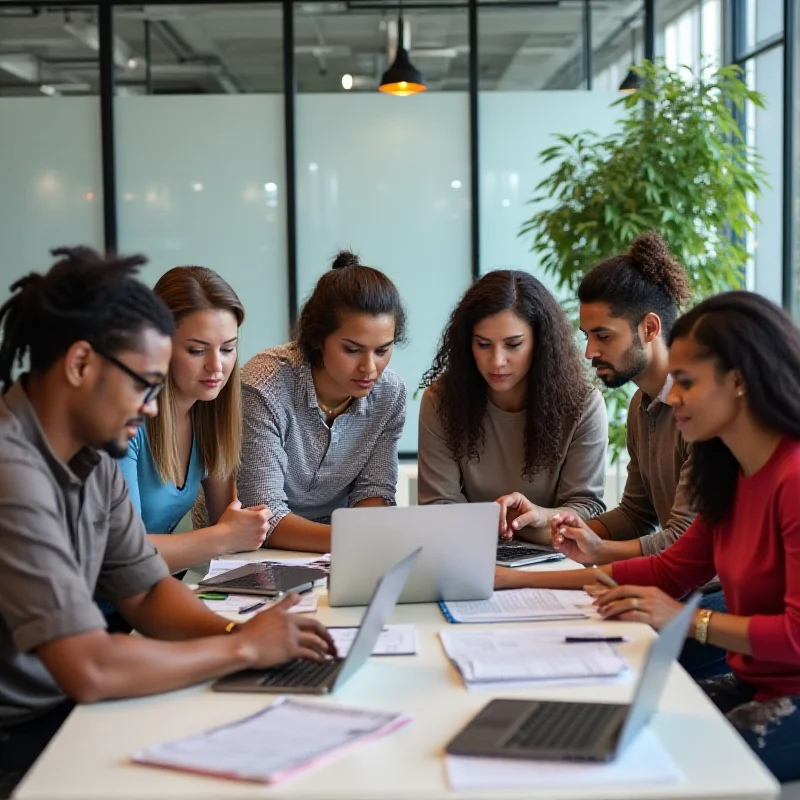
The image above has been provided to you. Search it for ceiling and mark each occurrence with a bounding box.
[0,1,692,96]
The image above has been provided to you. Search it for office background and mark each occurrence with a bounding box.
[0,0,797,456]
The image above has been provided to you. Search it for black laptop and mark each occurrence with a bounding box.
[496,542,567,567]
[446,593,701,763]
[198,562,327,597]
[212,548,421,695]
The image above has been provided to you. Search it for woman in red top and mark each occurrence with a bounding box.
[551,291,800,781]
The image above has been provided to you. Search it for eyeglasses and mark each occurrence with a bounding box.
[92,345,166,405]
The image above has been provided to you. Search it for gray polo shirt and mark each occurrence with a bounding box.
[0,381,169,725]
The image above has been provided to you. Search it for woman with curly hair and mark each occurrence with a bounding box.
[417,270,607,540]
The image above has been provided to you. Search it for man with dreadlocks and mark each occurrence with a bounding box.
[0,247,334,796]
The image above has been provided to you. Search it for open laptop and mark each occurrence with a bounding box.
[446,592,701,763]
[212,548,420,695]
[199,563,327,597]
[328,504,498,607]
[496,541,567,568]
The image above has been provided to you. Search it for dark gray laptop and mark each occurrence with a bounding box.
[199,562,327,597]
[446,593,701,763]
[212,548,421,695]
[496,542,567,568]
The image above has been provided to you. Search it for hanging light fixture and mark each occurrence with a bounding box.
[379,1,427,96]
[618,27,642,94]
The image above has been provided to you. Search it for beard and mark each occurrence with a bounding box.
[593,335,649,389]
[102,439,130,459]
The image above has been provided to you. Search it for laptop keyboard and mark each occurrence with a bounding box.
[219,568,282,591]
[496,544,548,561]
[257,658,342,688]
[501,702,620,752]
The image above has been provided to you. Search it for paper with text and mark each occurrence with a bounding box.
[440,627,627,687]
[330,624,418,657]
[441,588,588,623]
[201,593,318,615]
[132,697,409,785]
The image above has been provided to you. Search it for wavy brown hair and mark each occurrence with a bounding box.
[420,270,589,477]
[148,266,244,485]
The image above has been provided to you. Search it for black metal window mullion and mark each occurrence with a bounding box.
[98,3,118,254]
[283,0,298,334]
[469,0,480,282]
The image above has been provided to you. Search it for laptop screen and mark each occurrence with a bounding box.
[617,593,702,752]
[332,548,421,690]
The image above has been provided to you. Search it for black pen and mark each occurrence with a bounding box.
[239,600,269,614]
[564,636,626,644]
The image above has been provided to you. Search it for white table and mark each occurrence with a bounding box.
[15,551,779,800]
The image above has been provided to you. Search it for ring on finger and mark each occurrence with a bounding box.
[632,597,640,610]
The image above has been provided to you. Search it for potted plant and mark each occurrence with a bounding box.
[520,60,767,459]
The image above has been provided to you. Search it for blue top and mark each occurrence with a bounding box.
[119,423,204,534]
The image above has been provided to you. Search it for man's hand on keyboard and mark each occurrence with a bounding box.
[239,593,337,667]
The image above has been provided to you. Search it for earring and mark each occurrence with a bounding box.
[737,390,744,397]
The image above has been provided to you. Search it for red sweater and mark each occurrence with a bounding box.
[612,438,800,701]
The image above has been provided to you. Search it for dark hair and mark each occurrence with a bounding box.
[295,250,407,365]
[578,232,692,336]
[420,270,589,477]
[0,246,175,391]
[668,291,800,525]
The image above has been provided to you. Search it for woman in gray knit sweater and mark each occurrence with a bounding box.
[417,270,607,542]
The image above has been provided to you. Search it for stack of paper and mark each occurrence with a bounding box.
[200,593,318,615]
[440,627,628,689]
[133,697,409,785]
[440,588,589,624]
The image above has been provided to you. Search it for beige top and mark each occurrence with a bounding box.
[595,378,695,556]
[417,385,608,520]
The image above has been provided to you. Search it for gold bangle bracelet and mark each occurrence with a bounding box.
[695,608,714,645]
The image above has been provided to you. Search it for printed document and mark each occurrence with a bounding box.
[133,697,409,785]
[441,588,588,623]
[330,624,418,657]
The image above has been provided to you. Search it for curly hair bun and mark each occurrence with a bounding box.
[629,232,692,306]
[331,250,360,270]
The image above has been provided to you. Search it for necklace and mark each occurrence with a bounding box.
[318,396,353,417]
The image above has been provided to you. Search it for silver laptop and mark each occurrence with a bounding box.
[212,548,420,695]
[328,503,499,607]
[446,593,701,763]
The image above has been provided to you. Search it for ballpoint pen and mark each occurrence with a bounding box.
[564,636,627,643]
[239,599,269,614]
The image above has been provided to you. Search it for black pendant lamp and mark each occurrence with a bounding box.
[618,27,642,94]
[379,1,427,96]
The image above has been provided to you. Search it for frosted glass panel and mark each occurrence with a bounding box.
[296,94,472,453]
[746,49,784,305]
[0,98,103,299]
[479,91,622,294]
[115,95,288,363]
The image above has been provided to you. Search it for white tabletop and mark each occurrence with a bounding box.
[15,551,779,800]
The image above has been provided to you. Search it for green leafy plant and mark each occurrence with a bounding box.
[520,60,767,460]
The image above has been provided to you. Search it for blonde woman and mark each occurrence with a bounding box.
[119,267,271,575]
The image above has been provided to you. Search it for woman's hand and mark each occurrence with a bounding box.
[550,511,606,564]
[592,584,685,630]
[217,499,273,552]
[496,493,546,540]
